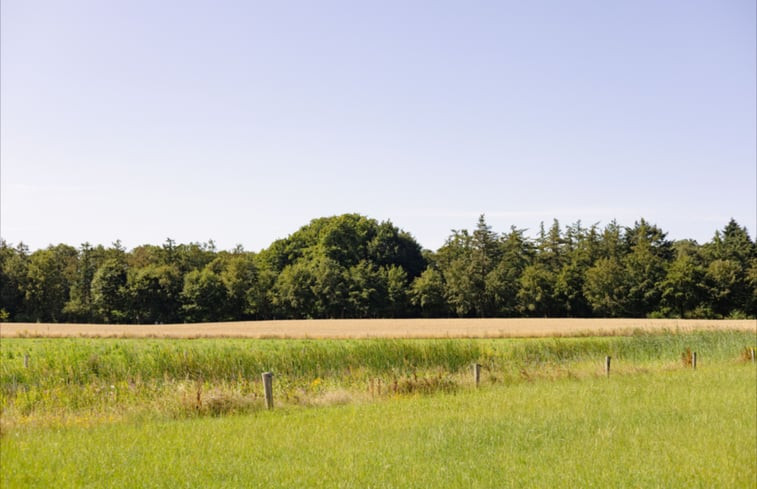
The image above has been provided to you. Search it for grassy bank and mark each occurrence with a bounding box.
[2,363,755,488]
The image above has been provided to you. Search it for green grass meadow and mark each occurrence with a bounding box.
[1,330,755,488]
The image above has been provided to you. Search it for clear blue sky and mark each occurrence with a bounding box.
[2,0,755,252]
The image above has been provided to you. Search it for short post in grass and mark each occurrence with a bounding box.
[751,348,755,363]
[604,356,611,377]
[23,353,29,368]
[262,372,274,410]
[473,363,481,387]
[692,352,697,370]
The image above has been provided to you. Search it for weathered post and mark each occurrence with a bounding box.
[605,356,611,377]
[23,353,29,369]
[751,348,755,363]
[473,363,481,387]
[692,352,697,370]
[262,372,274,410]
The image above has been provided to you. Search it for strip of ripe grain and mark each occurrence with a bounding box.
[1,318,754,339]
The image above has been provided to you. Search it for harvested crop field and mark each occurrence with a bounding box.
[1,318,754,339]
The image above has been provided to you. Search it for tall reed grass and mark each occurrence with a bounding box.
[3,329,750,387]
[1,329,753,426]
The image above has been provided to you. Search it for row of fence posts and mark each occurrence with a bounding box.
[19,348,757,411]
[604,350,703,377]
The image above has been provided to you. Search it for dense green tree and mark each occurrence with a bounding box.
[517,263,557,316]
[409,267,447,317]
[554,261,590,317]
[260,214,426,319]
[24,245,77,322]
[318,215,376,267]
[437,216,502,317]
[659,251,704,318]
[598,220,626,260]
[216,253,266,319]
[127,264,182,323]
[700,220,755,316]
[746,258,757,316]
[622,240,666,317]
[310,256,350,318]
[90,258,129,323]
[346,260,385,318]
[536,219,565,272]
[552,222,596,317]
[435,229,474,317]
[272,261,317,319]
[367,221,426,279]
[705,259,746,317]
[0,241,29,321]
[583,258,628,317]
[704,219,756,264]
[127,244,163,269]
[170,241,218,274]
[181,268,228,322]
[384,265,410,318]
[443,257,476,317]
[63,243,110,322]
[624,219,673,261]
[482,227,530,316]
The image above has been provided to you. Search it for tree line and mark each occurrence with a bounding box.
[1,214,755,323]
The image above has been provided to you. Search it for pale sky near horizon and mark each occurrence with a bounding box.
[2,0,755,252]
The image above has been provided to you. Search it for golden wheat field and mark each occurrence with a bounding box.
[0,318,754,339]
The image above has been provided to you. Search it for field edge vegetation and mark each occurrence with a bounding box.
[2,329,754,433]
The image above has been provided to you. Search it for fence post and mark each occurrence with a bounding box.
[605,356,611,377]
[23,353,29,368]
[751,348,755,363]
[692,352,697,370]
[473,363,481,387]
[262,372,274,409]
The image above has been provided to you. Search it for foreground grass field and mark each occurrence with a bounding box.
[1,330,755,487]
[3,363,755,488]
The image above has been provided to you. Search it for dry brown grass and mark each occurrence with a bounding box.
[1,318,754,339]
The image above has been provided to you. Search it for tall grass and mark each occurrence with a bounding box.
[3,330,751,386]
[1,329,753,427]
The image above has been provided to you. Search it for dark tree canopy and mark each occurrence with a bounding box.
[1,215,754,322]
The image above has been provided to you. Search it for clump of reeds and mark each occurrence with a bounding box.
[681,348,693,366]
[739,347,756,362]
[180,381,262,417]
[367,372,458,397]
[307,389,354,407]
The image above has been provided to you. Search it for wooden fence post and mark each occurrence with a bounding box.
[605,356,611,377]
[692,352,697,370]
[751,348,755,363]
[23,353,29,368]
[473,363,481,387]
[262,372,274,409]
